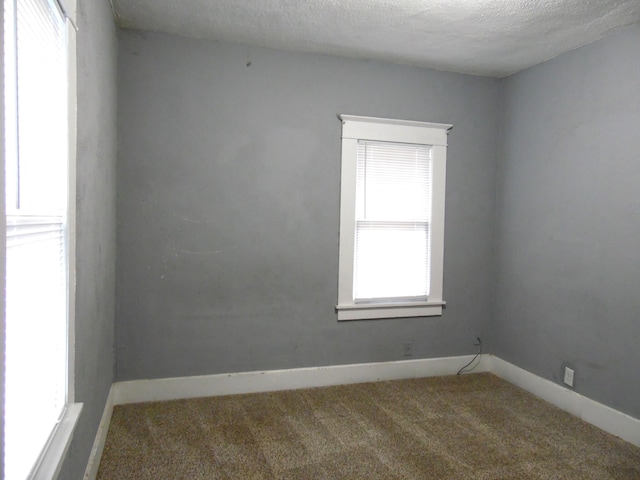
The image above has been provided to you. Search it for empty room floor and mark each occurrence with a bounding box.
[96,373,640,479]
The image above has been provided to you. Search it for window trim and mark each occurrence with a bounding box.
[34,3,81,479]
[336,115,451,321]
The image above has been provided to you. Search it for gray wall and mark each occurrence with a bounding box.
[494,25,640,419]
[58,0,118,477]
[116,31,501,381]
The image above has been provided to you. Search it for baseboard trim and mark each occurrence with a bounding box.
[82,354,486,478]
[83,385,115,480]
[85,353,640,478]
[488,356,640,448]
[112,354,489,405]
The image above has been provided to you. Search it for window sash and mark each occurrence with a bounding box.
[354,220,430,302]
[5,215,68,479]
[356,141,432,222]
[353,140,432,302]
[11,0,69,214]
[3,0,70,477]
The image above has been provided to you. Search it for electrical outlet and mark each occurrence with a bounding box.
[404,342,413,357]
[563,367,575,387]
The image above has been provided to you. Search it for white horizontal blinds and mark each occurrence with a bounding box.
[5,217,66,479]
[4,0,18,208]
[354,140,432,301]
[15,0,68,212]
[4,0,69,478]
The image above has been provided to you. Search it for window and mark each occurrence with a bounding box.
[336,115,451,321]
[3,0,81,478]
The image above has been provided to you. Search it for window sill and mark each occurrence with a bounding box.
[32,403,83,480]
[336,301,445,321]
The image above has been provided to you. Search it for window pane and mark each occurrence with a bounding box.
[15,0,68,213]
[354,141,432,301]
[354,221,430,300]
[4,0,69,477]
[5,217,67,480]
[357,141,431,221]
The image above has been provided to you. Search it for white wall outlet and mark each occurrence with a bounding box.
[563,366,575,387]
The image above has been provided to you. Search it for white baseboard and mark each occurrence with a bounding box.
[83,354,486,479]
[112,354,489,405]
[83,386,115,480]
[488,356,640,448]
[84,353,640,478]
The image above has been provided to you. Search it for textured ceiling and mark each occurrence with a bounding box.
[112,0,640,77]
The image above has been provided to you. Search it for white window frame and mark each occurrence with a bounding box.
[336,115,451,321]
[3,0,81,478]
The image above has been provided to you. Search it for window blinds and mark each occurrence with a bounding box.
[4,0,69,477]
[354,141,432,302]
[10,0,68,211]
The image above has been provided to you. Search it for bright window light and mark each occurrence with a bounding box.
[3,0,70,477]
[354,141,432,301]
[336,115,451,321]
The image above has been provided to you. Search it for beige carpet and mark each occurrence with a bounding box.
[97,373,640,479]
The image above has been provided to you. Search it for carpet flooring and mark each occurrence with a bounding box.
[96,373,640,479]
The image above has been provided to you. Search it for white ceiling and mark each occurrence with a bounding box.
[112,0,640,77]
